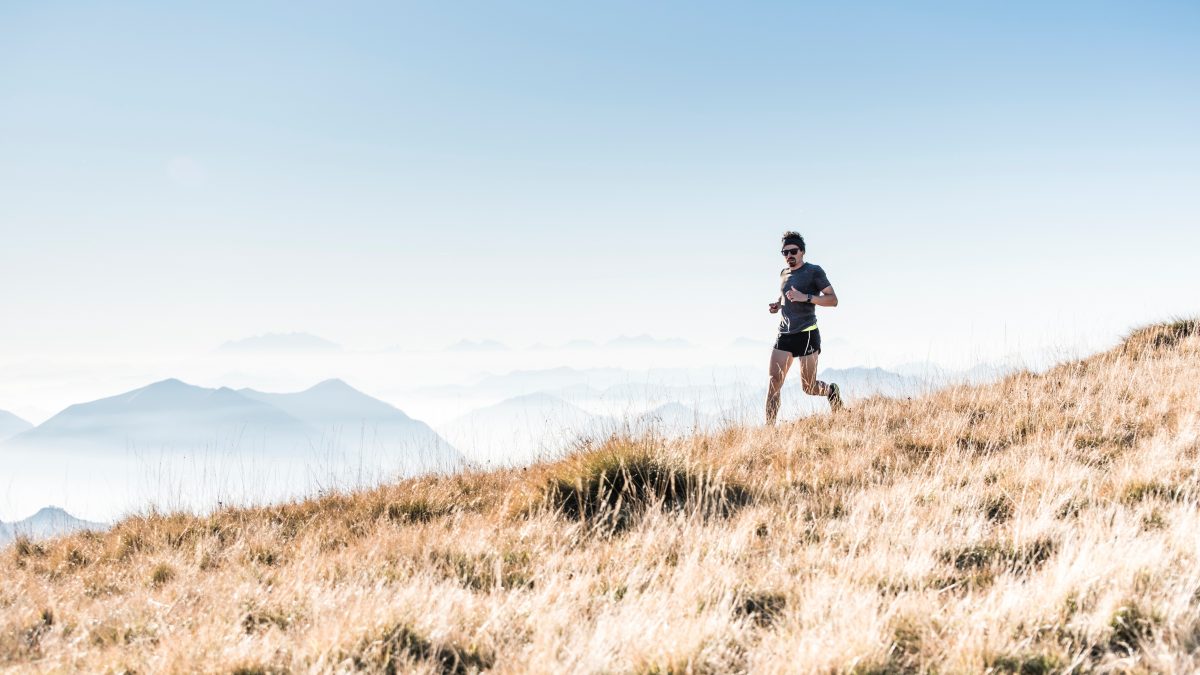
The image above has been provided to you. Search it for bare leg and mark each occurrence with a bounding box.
[796,352,832,397]
[766,348,793,425]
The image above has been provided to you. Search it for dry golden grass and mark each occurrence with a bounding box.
[3,319,1200,673]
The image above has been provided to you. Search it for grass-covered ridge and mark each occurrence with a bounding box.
[3,319,1200,673]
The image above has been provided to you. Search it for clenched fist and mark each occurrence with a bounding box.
[768,301,781,314]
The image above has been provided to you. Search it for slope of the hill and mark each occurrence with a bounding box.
[2,320,1199,673]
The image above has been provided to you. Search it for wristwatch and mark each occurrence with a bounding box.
[806,293,814,303]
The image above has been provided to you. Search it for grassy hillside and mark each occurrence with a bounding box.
[3,320,1199,673]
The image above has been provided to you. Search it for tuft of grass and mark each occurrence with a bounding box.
[1141,508,1168,531]
[981,494,1015,524]
[10,536,46,568]
[242,603,303,634]
[342,623,491,675]
[940,537,1057,573]
[734,591,787,627]
[107,530,148,562]
[149,563,176,587]
[429,549,534,591]
[0,609,54,665]
[384,498,447,524]
[872,614,925,672]
[1108,604,1159,655]
[83,575,123,598]
[87,619,158,649]
[1073,430,1138,450]
[1122,480,1186,505]
[1054,497,1089,519]
[540,446,751,532]
[229,664,289,675]
[987,651,1062,674]
[248,546,280,567]
[638,657,711,675]
[1122,317,1200,356]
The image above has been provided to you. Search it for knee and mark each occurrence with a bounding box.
[768,374,785,391]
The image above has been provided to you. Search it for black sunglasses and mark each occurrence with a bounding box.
[780,248,801,256]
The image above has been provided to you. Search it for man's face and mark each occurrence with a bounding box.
[781,244,803,268]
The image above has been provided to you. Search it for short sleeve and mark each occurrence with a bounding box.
[812,265,832,291]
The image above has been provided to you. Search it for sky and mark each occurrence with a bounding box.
[2,1,1199,420]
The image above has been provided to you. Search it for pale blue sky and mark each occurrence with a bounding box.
[2,1,1198,364]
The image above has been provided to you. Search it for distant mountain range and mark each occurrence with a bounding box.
[412,367,629,400]
[627,402,718,436]
[239,379,458,462]
[3,379,461,471]
[217,332,342,353]
[415,364,930,411]
[0,506,107,545]
[729,337,768,349]
[818,367,929,398]
[491,336,699,352]
[0,409,32,441]
[437,392,715,466]
[604,335,695,350]
[438,393,607,466]
[416,364,943,457]
[446,339,509,352]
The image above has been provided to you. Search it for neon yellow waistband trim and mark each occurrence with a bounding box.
[800,323,818,332]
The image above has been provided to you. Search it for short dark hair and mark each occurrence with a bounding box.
[781,231,805,252]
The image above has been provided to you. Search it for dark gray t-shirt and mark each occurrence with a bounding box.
[778,263,831,334]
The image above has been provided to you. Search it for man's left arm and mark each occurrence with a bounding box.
[810,285,838,307]
[784,284,838,306]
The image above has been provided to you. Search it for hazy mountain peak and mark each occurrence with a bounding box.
[0,409,34,441]
[8,378,304,452]
[125,378,207,404]
[606,335,693,349]
[217,332,341,354]
[0,505,108,544]
[307,378,354,392]
[447,339,508,352]
[141,378,190,392]
[7,378,459,469]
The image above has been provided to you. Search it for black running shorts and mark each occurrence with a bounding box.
[774,329,821,357]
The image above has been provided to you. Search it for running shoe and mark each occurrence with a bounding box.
[827,382,843,412]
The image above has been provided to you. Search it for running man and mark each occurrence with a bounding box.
[766,231,842,425]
